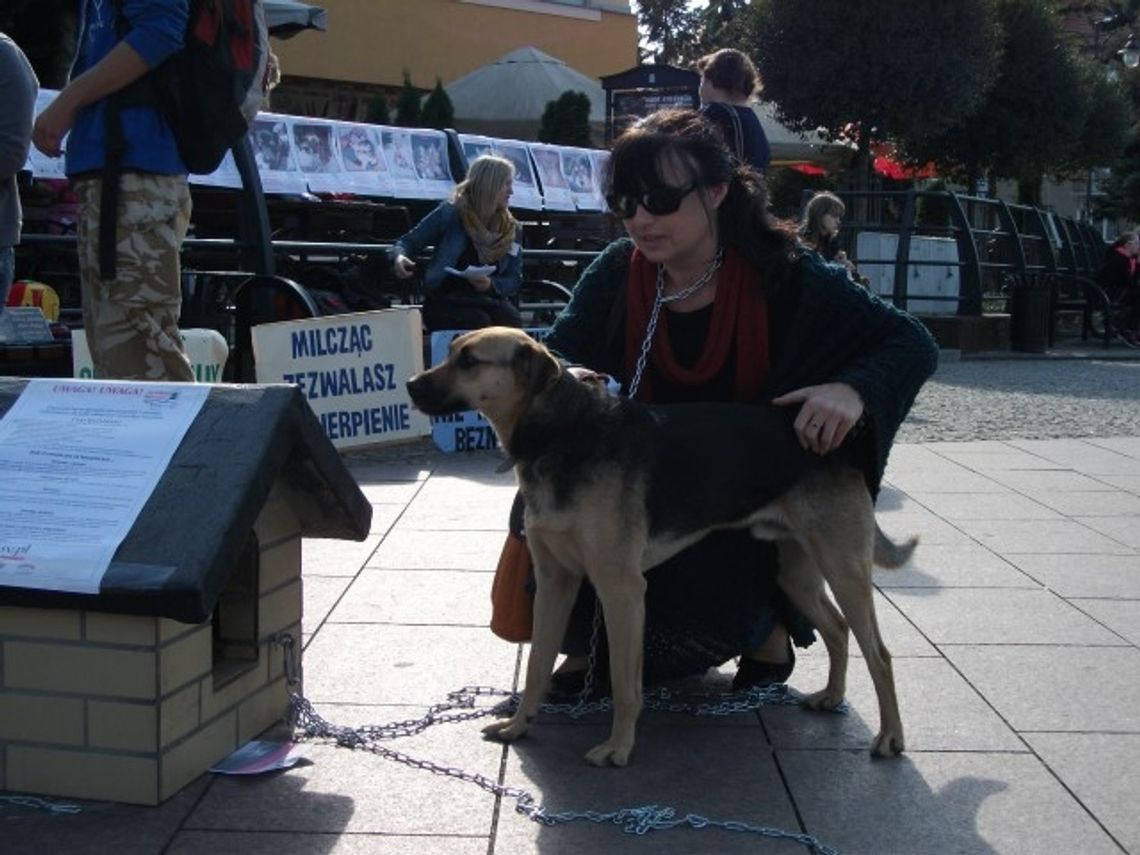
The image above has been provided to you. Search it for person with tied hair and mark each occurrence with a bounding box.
[694,47,771,173]
[390,154,523,331]
[501,108,937,697]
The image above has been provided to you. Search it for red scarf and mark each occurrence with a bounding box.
[624,245,769,402]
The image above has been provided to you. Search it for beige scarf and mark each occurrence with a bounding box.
[455,194,518,264]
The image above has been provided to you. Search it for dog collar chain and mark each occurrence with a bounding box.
[628,247,725,398]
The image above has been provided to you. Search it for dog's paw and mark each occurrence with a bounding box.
[584,739,633,767]
[482,715,532,743]
[870,729,905,758]
[802,688,845,711]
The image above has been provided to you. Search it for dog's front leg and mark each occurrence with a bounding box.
[584,567,646,767]
[483,541,580,744]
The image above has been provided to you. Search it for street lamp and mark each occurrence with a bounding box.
[1118,33,1140,68]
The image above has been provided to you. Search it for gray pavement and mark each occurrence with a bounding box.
[6,347,1140,854]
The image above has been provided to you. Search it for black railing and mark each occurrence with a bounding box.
[16,189,1106,324]
[831,189,1105,317]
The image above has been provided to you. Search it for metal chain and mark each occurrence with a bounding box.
[273,634,841,854]
[0,795,81,815]
[628,247,725,398]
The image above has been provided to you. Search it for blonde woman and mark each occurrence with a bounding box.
[390,154,523,330]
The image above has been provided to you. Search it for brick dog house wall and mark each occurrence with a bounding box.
[0,380,371,806]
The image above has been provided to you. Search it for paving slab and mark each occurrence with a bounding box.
[782,750,1121,855]
[953,517,1133,555]
[302,536,381,577]
[1004,552,1140,598]
[765,655,1025,753]
[1023,732,1140,853]
[329,568,493,627]
[366,528,507,570]
[942,644,1140,732]
[1071,597,1140,646]
[301,623,520,706]
[493,721,807,855]
[872,542,1038,589]
[2,778,210,855]
[182,707,503,837]
[1009,438,1140,476]
[396,475,517,530]
[884,587,1126,646]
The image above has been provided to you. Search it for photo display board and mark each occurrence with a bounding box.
[25,91,611,212]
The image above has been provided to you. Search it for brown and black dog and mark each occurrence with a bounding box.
[407,326,916,767]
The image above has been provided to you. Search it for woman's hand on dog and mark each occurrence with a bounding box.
[773,382,865,455]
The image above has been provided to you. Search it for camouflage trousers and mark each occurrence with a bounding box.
[75,172,194,382]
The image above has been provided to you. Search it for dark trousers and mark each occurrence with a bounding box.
[423,294,522,332]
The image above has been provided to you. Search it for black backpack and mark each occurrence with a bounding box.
[100,0,271,278]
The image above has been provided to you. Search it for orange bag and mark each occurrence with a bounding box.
[490,531,534,643]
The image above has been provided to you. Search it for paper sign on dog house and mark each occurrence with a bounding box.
[252,307,431,449]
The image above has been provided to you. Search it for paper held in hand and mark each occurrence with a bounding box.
[444,264,496,278]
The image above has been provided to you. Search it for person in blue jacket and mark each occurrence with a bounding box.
[390,154,524,332]
[695,48,771,174]
[32,0,193,381]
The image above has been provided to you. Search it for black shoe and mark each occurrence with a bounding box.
[731,644,795,692]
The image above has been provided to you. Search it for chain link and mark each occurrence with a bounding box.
[274,634,841,854]
[0,795,82,815]
[628,247,725,398]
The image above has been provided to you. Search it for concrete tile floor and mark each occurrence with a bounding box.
[4,435,1140,854]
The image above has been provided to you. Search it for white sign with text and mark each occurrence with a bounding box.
[252,308,431,449]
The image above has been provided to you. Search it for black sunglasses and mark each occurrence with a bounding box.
[605,183,697,219]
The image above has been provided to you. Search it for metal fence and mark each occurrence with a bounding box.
[832,189,1105,316]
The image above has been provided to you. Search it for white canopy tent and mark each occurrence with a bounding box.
[752,101,850,166]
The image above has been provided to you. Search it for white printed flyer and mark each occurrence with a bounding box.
[0,380,209,594]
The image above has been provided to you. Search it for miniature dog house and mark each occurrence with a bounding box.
[0,379,371,805]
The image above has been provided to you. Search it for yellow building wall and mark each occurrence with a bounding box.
[273,0,638,88]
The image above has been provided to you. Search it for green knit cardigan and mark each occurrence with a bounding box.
[543,238,939,496]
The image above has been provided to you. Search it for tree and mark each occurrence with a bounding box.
[634,0,749,65]
[538,91,593,147]
[366,93,390,126]
[908,0,1103,201]
[394,71,422,127]
[1060,59,1132,176]
[1097,123,1140,219]
[634,0,701,64]
[420,78,455,130]
[748,0,1002,187]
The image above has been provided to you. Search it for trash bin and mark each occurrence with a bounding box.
[1008,275,1051,353]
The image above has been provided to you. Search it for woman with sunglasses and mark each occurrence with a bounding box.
[526,108,937,697]
[389,155,523,331]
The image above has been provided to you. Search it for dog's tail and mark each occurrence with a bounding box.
[873,524,918,569]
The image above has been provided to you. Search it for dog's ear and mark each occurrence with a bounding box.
[513,337,560,396]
